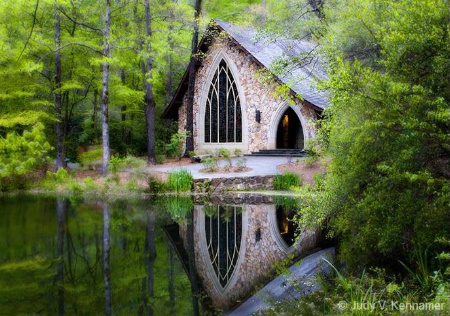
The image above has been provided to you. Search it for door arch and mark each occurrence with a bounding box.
[276,107,304,149]
[268,102,309,150]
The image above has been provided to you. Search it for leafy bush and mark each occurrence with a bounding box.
[217,148,232,167]
[166,132,188,160]
[166,169,193,193]
[0,123,52,190]
[202,157,218,172]
[147,175,165,193]
[233,148,242,157]
[83,176,96,190]
[155,154,166,164]
[79,147,102,170]
[273,172,301,190]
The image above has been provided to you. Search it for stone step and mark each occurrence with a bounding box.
[247,149,306,157]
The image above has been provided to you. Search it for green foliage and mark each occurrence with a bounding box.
[202,156,218,172]
[300,0,450,270]
[83,177,96,190]
[147,175,166,194]
[0,124,51,190]
[155,154,166,164]
[166,169,193,193]
[217,148,232,168]
[166,132,188,160]
[233,148,242,157]
[273,172,301,190]
[79,148,102,170]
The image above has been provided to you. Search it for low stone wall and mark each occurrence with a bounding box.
[193,175,274,193]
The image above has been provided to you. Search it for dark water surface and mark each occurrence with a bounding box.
[0,194,313,315]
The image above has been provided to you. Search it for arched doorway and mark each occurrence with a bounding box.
[276,107,304,149]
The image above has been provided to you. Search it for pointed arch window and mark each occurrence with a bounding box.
[205,59,242,143]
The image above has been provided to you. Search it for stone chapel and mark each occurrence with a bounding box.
[162,20,328,155]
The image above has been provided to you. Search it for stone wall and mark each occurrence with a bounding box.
[178,34,318,154]
[193,175,274,193]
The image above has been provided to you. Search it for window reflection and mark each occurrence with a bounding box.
[205,205,243,288]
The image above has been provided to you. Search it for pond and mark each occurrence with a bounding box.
[0,194,319,315]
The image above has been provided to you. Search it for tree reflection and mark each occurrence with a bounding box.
[56,198,66,316]
[103,202,111,315]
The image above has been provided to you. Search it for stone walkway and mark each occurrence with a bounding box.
[149,156,300,180]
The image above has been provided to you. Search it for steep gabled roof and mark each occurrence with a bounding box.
[162,20,328,120]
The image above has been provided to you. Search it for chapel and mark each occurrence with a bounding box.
[162,20,328,155]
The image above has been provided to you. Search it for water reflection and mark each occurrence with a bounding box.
[0,195,195,315]
[0,194,317,315]
[170,195,318,312]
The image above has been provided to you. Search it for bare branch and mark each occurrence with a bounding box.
[17,0,40,61]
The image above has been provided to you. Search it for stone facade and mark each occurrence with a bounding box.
[178,36,318,154]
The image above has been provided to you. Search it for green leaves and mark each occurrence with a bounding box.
[0,123,52,181]
[315,0,450,268]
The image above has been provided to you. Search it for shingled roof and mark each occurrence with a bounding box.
[162,20,329,120]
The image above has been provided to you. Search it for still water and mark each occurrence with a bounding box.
[0,194,317,315]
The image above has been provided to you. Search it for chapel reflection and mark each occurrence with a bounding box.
[177,199,318,312]
[204,205,243,288]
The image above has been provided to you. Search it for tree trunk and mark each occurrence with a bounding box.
[54,8,64,169]
[101,0,111,175]
[185,0,202,153]
[144,0,156,165]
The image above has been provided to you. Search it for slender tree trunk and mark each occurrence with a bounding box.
[103,203,112,315]
[102,0,111,175]
[54,8,64,169]
[185,0,202,153]
[144,0,156,165]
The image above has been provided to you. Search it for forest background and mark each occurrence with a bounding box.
[0,0,449,313]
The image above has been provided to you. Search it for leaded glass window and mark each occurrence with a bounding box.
[205,60,242,143]
[205,205,242,288]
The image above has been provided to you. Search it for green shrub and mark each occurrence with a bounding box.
[79,148,102,169]
[0,123,52,191]
[202,157,218,172]
[166,132,188,160]
[147,176,166,193]
[233,148,242,157]
[166,169,193,193]
[217,148,232,167]
[155,154,166,164]
[67,179,83,193]
[83,176,96,190]
[273,172,301,190]
[108,155,123,174]
[55,168,70,182]
[126,178,141,192]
